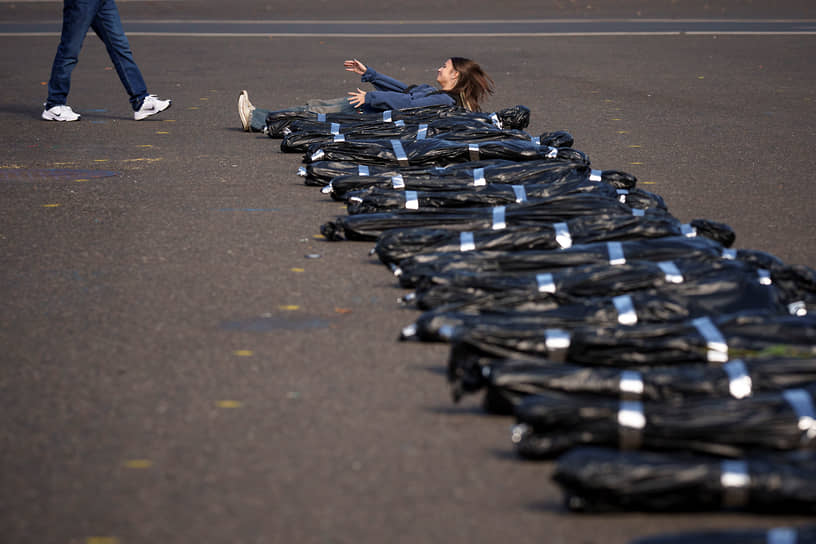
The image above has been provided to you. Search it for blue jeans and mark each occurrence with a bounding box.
[46,0,148,111]
[250,97,360,132]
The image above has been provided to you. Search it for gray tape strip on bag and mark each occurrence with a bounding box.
[417,124,428,140]
[783,389,816,440]
[616,189,629,203]
[536,273,556,293]
[391,174,405,189]
[658,261,684,284]
[723,359,753,399]
[382,110,393,122]
[395,119,405,127]
[512,185,527,203]
[693,317,729,363]
[404,190,419,210]
[607,242,626,265]
[317,113,326,122]
[472,168,486,186]
[546,146,558,159]
[722,248,738,260]
[618,400,645,450]
[358,165,369,176]
[553,222,572,248]
[720,460,750,508]
[767,528,798,544]
[459,232,476,252]
[330,122,340,135]
[631,208,645,217]
[788,301,807,316]
[492,206,507,230]
[589,169,603,182]
[310,149,325,161]
[545,329,570,362]
[681,223,697,237]
[391,140,409,166]
[758,269,773,285]
[531,136,541,145]
[468,143,480,161]
[619,370,644,399]
[333,134,345,143]
[297,166,307,177]
[613,295,638,325]
[490,112,502,128]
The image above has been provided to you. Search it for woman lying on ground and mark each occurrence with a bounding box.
[238,57,494,132]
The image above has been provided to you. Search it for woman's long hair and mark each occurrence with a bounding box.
[448,57,495,112]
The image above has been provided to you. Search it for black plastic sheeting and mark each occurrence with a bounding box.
[446,354,816,413]
[447,312,816,366]
[511,380,816,458]
[266,104,531,138]
[301,159,635,189]
[304,138,588,167]
[553,447,816,514]
[630,525,816,544]
[374,215,731,267]
[322,196,649,242]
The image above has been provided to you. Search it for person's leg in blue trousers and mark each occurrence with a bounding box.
[46,0,147,111]
[90,0,147,111]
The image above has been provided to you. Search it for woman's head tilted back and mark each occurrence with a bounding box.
[437,57,495,112]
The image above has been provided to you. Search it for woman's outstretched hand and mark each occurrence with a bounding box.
[344,59,367,75]
[347,88,367,108]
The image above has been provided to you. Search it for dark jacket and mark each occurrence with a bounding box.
[361,67,456,111]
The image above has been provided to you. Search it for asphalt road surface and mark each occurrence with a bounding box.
[1,1,815,543]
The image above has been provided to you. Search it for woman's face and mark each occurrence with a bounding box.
[436,59,459,91]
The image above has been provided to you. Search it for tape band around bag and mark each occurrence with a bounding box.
[681,223,697,237]
[607,242,626,265]
[553,222,573,248]
[531,136,541,145]
[329,122,340,135]
[490,112,502,128]
[723,359,753,399]
[758,269,772,285]
[473,168,487,186]
[492,206,507,230]
[618,400,645,450]
[692,317,729,363]
[658,261,684,284]
[417,124,428,140]
[310,149,325,161]
[395,119,405,127]
[631,208,645,217]
[767,528,798,544]
[382,110,393,122]
[782,389,816,441]
[391,174,405,189]
[720,460,751,508]
[404,190,419,210]
[391,140,409,167]
[317,113,326,122]
[545,146,558,159]
[545,329,570,362]
[613,295,638,325]
[512,185,528,203]
[536,273,556,294]
[333,134,345,143]
[589,169,603,182]
[358,165,370,176]
[722,248,738,260]
[459,232,476,252]
[616,189,629,203]
[788,301,807,316]
[619,370,644,399]
[297,166,307,177]
[469,143,480,161]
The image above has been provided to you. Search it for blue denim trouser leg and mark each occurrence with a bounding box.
[46,0,147,111]
[249,98,358,132]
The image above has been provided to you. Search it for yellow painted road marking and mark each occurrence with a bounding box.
[94,159,109,163]
[617,131,629,134]
[123,459,153,469]
[42,204,61,208]
[156,131,170,134]
[74,179,89,182]
[291,267,305,273]
[628,145,642,148]
[216,400,242,408]
[233,350,254,357]
[279,305,300,311]
[313,234,326,239]
[630,162,644,165]
[86,538,120,544]
[136,144,153,148]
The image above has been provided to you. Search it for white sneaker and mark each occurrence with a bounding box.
[42,104,80,121]
[134,94,171,120]
[238,90,255,131]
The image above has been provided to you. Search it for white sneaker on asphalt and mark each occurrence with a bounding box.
[134,94,172,120]
[42,104,80,121]
[238,90,255,131]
